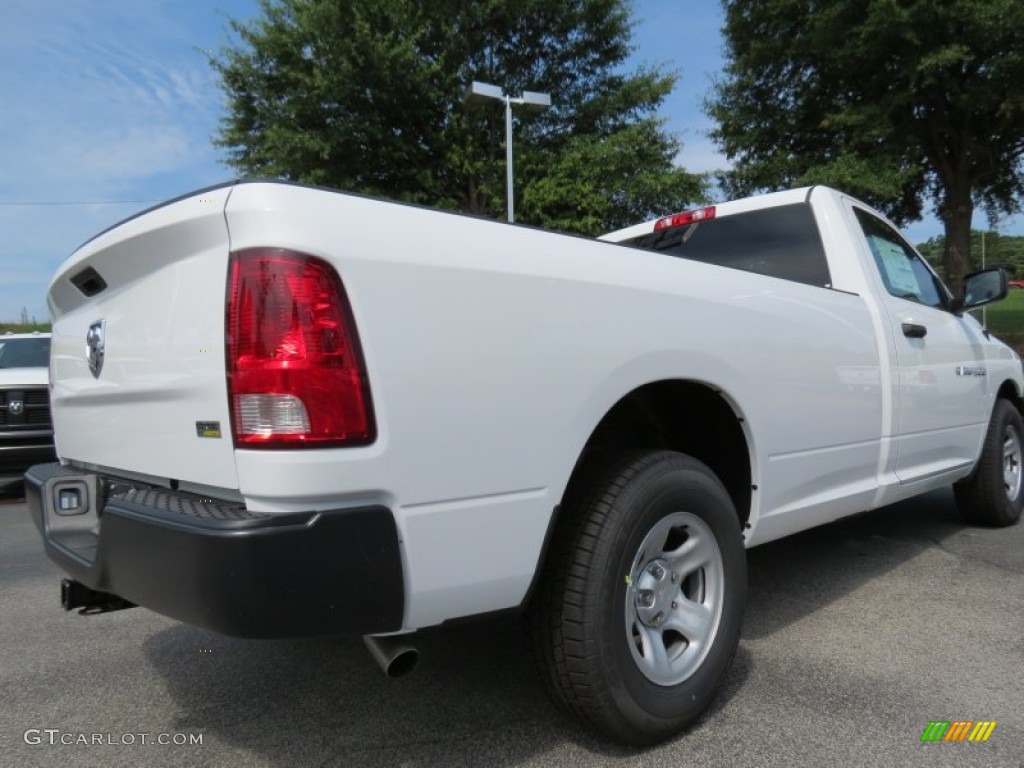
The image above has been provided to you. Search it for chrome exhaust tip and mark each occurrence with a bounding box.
[363,634,419,678]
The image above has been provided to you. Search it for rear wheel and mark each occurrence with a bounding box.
[526,451,746,745]
[954,398,1024,527]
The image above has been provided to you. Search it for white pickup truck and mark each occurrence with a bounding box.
[27,181,1023,745]
[0,332,55,485]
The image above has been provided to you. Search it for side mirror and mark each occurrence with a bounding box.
[960,267,1008,311]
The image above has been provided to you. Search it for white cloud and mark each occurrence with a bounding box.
[0,0,232,320]
[676,134,730,177]
[0,1,220,195]
[33,125,195,183]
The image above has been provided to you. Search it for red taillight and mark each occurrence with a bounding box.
[226,248,375,448]
[653,205,717,232]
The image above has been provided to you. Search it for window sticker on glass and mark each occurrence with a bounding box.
[868,236,918,296]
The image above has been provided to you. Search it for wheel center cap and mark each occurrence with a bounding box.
[633,558,677,627]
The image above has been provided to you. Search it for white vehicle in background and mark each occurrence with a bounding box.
[0,332,54,486]
[27,181,1022,745]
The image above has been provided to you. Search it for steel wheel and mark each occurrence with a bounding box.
[1003,424,1022,502]
[954,399,1024,527]
[526,450,746,745]
[625,511,724,686]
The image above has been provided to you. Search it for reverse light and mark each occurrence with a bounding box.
[227,248,376,448]
[235,394,311,436]
[653,205,717,232]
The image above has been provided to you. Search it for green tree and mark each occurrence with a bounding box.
[213,0,706,235]
[918,231,1024,279]
[707,0,1024,288]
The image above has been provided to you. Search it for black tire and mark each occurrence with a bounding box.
[526,450,746,745]
[954,399,1024,527]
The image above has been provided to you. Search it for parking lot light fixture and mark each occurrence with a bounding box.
[465,80,552,223]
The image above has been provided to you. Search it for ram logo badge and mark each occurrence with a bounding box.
[86,320,105,379]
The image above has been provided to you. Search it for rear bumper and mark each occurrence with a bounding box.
[25,462,404,638]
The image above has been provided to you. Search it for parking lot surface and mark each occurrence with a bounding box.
[1,484,1021,767]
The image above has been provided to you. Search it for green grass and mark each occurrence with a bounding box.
[977,288,1024,353]
[0,322,51,334]
[979,288,1024,334]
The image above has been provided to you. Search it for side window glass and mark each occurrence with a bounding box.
[853,208,946,309]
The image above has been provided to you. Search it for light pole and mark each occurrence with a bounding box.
[466,80,552,223]
[982,229,987,328]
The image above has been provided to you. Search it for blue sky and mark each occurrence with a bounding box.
[1,0,1019,322]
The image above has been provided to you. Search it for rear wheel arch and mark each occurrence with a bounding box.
[521,381,752,613]
[559,380,754,531]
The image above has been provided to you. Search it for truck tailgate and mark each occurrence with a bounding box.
[47,185,238,489]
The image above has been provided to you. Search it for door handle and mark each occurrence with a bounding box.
[902,323,927,338]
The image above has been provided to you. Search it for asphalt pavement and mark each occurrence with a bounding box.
[1,483,1021,768]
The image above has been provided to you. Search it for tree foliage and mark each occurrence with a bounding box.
[213,0,706,235]
[708,0,1024,287]
[917,231,1024,279]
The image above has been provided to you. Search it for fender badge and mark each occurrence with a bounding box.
[955,366,987,377]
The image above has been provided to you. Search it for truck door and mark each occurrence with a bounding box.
[848,205,990,484]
